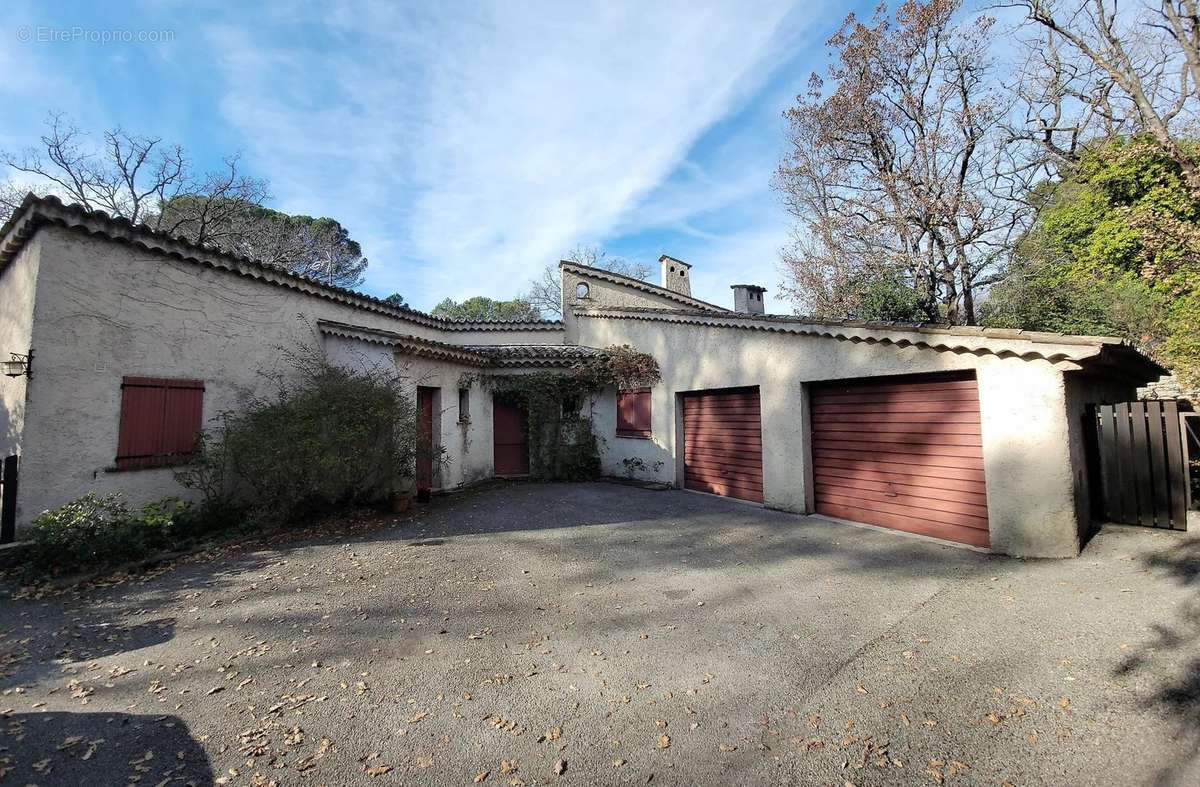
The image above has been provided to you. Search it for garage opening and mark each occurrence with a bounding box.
[810,372,989,547]
[681,387,763,503]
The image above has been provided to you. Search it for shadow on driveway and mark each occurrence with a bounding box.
[1,711,211,785]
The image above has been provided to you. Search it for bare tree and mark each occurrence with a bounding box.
[1,113,269,233]
[2,114,367,288]
[775,0,1021,325]
[1011,1,1200,193]
[525,245,652,318]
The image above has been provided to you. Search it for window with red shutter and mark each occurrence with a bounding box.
[616,388,651,438]
[115,377,205,470]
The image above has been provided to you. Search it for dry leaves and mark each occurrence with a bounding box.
[656,734,671,749]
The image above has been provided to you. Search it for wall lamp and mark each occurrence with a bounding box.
[2,350,32,380]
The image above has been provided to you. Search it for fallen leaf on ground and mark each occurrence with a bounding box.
[657,734,671,749]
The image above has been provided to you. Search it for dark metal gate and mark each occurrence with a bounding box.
[0,455,17,544]
[1091,401,1191,530]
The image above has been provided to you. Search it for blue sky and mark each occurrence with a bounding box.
[0,0,874,312]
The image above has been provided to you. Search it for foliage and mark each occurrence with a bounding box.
[469,345,661,481]
[431,296,542,322]
[525,245,653,318]
[487,372,602,481]
[1,112,267,235]
[0,113,369,289]
[844,270,927,323]
[1016,1,1200,198]
[157,199,369,288]
[575,344,662,390]
[775,0,1013,325]
[26,493,192,571]
[982,136,1200,383]
[621,456,664,480]
[383,293,409,307]
[180,347,419,527]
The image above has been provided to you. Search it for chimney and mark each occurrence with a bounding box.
[731,284,767,315]
[658,255,692,297]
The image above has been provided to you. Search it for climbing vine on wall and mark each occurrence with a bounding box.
[462,345,661,481]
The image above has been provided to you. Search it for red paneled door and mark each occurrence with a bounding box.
[493,398,530,477]
[682,388,764,503]
[416,387,436,496]
[809,373,990,548]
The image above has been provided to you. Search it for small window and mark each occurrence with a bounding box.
[616,388,651,439]
[458,387,470,422]
[575,282,590,298]
[115,377,205,470]
[562,395,580,419]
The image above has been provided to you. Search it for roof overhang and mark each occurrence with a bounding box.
[318,320,601,369]
[574,307,1167,381]
[0,194,564,334]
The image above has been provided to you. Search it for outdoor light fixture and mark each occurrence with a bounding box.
[2,351,32,380]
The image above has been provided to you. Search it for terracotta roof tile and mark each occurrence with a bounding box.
[0,194,564,332]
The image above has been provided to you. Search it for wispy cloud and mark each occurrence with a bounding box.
[206,0,815,309]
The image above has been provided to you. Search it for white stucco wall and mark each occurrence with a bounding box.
[574,311,1101,557]
[319,336,510,490]
[12,227,508,527]
[0,234,41,464]
[559,267,720,342]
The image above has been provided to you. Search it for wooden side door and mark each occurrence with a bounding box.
[493,398,530,477]
[416,387,436,496]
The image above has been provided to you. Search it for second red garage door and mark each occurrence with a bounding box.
[810,373,990,547]
[682,387,764,503]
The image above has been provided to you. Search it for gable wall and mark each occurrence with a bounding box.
[559,267,716,343]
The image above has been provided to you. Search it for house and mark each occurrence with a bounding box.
[0,195,1165,557]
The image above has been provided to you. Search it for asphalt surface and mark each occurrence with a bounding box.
[2,482,1199,786]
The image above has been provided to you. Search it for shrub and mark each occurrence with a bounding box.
[27,493,191,571]
[180,349,420,527]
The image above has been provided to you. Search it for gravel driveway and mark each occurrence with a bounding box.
[2,482,1199,786]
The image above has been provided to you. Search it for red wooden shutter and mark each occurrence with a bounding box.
[116,377,205,470]
[616,389,651,438]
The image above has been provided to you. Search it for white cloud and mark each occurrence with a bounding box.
[205,0,813,309]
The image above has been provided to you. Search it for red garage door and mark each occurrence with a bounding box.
[810,373,990,547]
[682,388,763,503]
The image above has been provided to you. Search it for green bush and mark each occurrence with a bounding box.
[27,493,191,571]
[179,350,419,527]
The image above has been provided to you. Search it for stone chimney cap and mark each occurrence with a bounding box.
[730,284,767,292]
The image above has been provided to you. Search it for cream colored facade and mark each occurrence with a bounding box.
[0,196,1164,557]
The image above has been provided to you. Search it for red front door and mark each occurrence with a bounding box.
[493,398,529,476]
[417,387,436,495]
